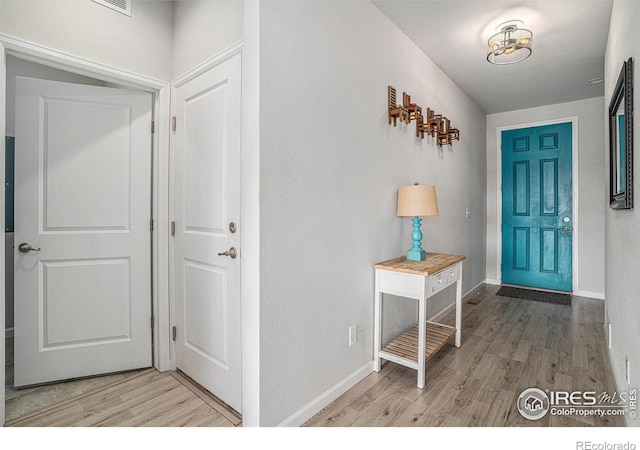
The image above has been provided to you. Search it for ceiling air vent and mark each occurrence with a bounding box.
[91,0,131,17]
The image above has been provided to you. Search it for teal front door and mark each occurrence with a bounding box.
[501,122,572,292]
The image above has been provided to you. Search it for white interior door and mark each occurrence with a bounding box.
[173,53,242,413]
[14,77,153,387]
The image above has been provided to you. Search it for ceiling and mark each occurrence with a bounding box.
[372,0,613,114]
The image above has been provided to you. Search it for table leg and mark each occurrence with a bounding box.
[373,270,382,372]
[455,276,462,347]
[417,296,426,389]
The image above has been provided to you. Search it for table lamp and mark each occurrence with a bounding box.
[396,184,439,261]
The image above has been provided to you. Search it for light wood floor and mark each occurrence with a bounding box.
[6,369,240,427]
[304,284,625,427]
[5,284,623,427]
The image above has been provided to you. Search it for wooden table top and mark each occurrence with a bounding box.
[374,253,466,276]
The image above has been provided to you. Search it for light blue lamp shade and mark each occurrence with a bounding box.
[396,184,439,261]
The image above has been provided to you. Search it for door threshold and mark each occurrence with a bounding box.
[500,283,572,295]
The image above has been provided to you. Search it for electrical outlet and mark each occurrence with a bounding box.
[349,325,358,346]
[626,356,631,384]
[465,207,471,219]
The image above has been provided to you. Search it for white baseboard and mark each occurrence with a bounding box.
[276,362,373,427]
[5,328,13,339]
[429,302,455,324]
[604,336,635,427]
[575,290,605,300]
[484,278,501,285]
[466,280,489,297]
[427,280,487,324]
[276,280,495,427]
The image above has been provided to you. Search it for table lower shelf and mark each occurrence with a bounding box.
[380,321,456,364]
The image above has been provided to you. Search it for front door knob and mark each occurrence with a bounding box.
[217,247,237,259]
[18,242,41,253]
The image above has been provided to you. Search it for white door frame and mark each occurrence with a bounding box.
[495,117,579,294]
[0,33,172,425]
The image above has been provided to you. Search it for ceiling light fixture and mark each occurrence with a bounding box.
[487,20,533,65]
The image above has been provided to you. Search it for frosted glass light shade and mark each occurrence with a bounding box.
[397,185,439,217]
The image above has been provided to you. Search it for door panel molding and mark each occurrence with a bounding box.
[539,228,559,274]
[512,160,530,216]
[512,227,530,271]
[495,117,579,293]
[41,257,133,349]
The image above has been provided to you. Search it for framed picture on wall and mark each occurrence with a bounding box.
[609,57,633,210]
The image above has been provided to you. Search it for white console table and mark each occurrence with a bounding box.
[373,253,465,388]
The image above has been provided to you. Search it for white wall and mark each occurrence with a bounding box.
[604,0,640,427]
[486,97,606,298]
[0,0,174,81]
[258,0,486,426]
[172,0,244,80]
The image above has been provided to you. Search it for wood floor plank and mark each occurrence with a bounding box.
[480,389,516,427]
[304,288,624,428]
[171,371,242,425]
[305,363,412,427]
[347,367,421,427]
[119,389,203,426]
[7,369,239,427]
[9,285,622,428]
[388,367,456,425]
[12,402,86,427]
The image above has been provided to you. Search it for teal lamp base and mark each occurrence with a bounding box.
[406,216,427,261]
[406,248,427,261]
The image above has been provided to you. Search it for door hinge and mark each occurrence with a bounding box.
[172,326,177,341]
[171,221,176,236]
[151,121,155,134]
[172,116,177,132]
[150,219,154,232]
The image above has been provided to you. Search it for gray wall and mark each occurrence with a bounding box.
[0,0,174,82]
[486,97,606,298]
[172,0,244,80]
[258,0,486,426]
[604,0,640,426]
